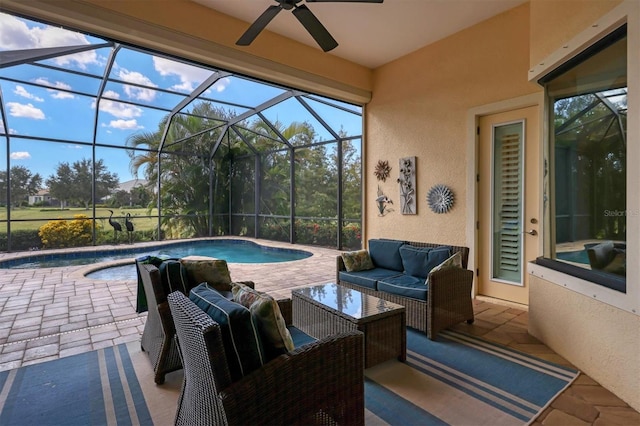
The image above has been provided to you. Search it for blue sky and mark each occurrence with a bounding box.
[0,12,362,185]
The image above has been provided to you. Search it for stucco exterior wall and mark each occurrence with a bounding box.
[529,274,640,410]
[366,3,538,244]
[527,0,639,412]
[529,0,622,68]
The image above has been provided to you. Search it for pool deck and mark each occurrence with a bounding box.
[0,237,637,425]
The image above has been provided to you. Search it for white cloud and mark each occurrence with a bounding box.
[210,77,231,93]
[10,151,31,160]
[153,56,213,92]
[0,13,100,70]
[6,102,45,119]
[107,119,143,130]
[32,78,75,100]
[14,85,44,102]
[94,91,143,119]
[0,122,17,135]
[118,69,158,102]
[51,91,75,100]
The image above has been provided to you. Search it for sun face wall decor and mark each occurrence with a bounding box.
[397,156,416,215]
[427,184,455,214]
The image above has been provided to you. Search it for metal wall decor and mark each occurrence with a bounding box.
[397,156,416,215]
[374,160,392,182]
[427,184,454,214]
[375,185,393,216]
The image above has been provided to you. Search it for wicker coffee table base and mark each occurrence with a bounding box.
[293,287,406,369]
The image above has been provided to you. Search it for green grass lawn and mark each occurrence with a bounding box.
[0,207,158,232]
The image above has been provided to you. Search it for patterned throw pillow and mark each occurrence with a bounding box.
[425,252,463,286]
[180,255,232,292]
[232,282,294,360]
[341,250,375,272]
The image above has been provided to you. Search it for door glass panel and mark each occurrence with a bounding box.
[492,121,524,284]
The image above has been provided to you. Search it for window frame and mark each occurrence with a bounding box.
[527,0,639,315]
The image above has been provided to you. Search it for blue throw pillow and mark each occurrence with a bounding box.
[159,259,191,295]
[189,283,265,382]
[368,239,405,271]
[399,245,452,278]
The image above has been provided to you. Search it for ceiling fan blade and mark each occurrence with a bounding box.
[236,5,282,46]
[292,4,338,52]
[306,0,384,3]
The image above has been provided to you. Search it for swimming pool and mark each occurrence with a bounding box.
[0,239,312,270]
[555,249,589,265]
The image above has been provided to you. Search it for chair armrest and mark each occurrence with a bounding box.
[276,298,292,326]
[157,301,176,336]
[220,331,365,426]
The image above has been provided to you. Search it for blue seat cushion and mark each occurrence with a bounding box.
[189,283,265,382]
[288,326,317,348]
[399,245,452,279]
[378,274,428,301]
[368,239,405,271]
[339,268,402,290]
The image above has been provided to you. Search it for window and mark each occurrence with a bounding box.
[539,25,627,292]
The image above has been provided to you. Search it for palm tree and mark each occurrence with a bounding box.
[127,102,238,237]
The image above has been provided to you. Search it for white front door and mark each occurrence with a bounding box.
[477,106,539,305]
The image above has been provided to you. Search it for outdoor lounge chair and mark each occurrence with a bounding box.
[137,258,256,384]
[137,262,184,385]
[167,291,365,426]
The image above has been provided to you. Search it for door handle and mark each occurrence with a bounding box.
[523,229,538,236]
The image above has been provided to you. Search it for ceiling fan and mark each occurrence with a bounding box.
[236,0,384,53]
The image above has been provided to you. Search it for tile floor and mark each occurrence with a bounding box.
[0,237,638,425]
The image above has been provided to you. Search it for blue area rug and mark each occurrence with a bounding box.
[365,329,580,425]
[0,344,152,426]
[0,329,579,425]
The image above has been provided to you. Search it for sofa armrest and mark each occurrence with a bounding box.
[427,267,474,339]
[276,298,293,326]
[220,331,365,426]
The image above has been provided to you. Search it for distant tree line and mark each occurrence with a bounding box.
[0,158,125,209]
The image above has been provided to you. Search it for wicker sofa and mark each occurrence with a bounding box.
[168,290,365,426]
[337,238,474,339]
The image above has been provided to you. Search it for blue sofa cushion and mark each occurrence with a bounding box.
[189,283,265,382]
[399,245,452,278]
[339,268,402,290]
[368,239,405,271]
[378,274,428,301]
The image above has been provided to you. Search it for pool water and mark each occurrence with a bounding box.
[556,249,589,265]
[88,264,138,280]
[1,239,311,270]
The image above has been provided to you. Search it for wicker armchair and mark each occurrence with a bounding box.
[337,240,474,340]
[137,262,184,384]
[167,291,365,426]
[137,260,257,384]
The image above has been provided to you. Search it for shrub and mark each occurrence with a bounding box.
[38,215,100,249]
[0,229,42,251]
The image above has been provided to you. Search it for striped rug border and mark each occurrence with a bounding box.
[0,345,152,426]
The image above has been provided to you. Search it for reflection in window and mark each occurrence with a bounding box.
[541,26,627,288]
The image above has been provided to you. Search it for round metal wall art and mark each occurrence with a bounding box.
[427,184,454,214]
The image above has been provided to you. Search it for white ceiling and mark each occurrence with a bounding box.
[193,0,526,68]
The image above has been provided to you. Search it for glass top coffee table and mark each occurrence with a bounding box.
[292,283,406,368]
